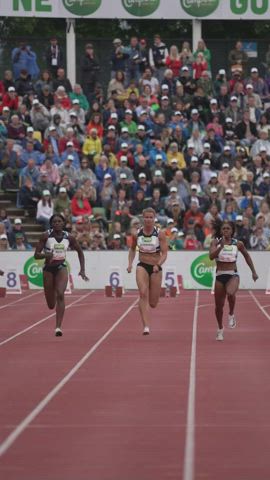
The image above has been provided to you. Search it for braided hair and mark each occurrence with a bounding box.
[212,218,235,239]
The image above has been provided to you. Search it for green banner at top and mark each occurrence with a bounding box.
[2,0,270,19]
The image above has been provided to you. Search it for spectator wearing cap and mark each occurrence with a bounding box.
[115,155,134,184]
[133,171,151,198]
[115,171,133,201]
[201,185,222,214]
[213,69,228,96]
[43,125,61,163]
[164,157,180,183]
[69,98,86,127]
[95,155,116,184]
[240,170,257,196]
[58,127,80,154]
[204,172,223,198]
[225,95,243,126]
[6,114,25,140]
[116,137,133,165]
[183,198,204,231]
[131,124,152,156]
[235,110,258,147]
[71,188,92,222]
[133,154,152,182]
[103,124,118,154]
[167,142,186,170]
[69,84,89,112]
[198,141,214,166]
[206,97,225,125]
[11,42,40,81]
[258,171,270,196]
[54,85,72,110]
[157,94,173,123]
[50,98,69,129]
[201,158,214,187]
[223,116,237,145]
[61,141,80,169]
[99,173,117,218]
[149,139,167,167]
[30,99,50,134]
[9,218,31,249]
[45,36,64,78]
[35,170,54,197]
[82,128,102,158]
[21,126,42,152]
[40,157,60,185]
[217,162,230,188]
[52,67,72,94]
[13,233,30,252]
[80,44,100,100]
[86,111,103,138]
[215,144,235,170]
[244,83,262,111]
[15,68,34,97]
[58,155,78,186]
[246,67,269,101]
[36,189,54,230]
[0,233,10,251]
[111,188,130,222]
[119,109,137,137]
[189,128,205,158]
[149,169,169,198]
[165,186,185,215]
[187,109,205,137]
[250,128,270,157]
[192,52,208,80]
[234,214,251,248]
[184,155,201,183]
[179,65,197,97]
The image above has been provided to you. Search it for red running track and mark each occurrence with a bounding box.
[0,289,270,480]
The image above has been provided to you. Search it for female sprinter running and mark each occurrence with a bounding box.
[127,208,168,335]
[209,219,258,341]
[34,214,89,336]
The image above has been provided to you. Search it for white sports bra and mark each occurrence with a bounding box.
[217,238,238,263]
[45,230,70,262]
[137,227,160,254]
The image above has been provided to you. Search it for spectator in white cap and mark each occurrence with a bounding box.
[53,187,71,217]
[225,94,242,125]
[240,170,256,196]
[213,68,229,96]
[201,158,214,187]
[2,85,19,112]
[164,186,184,216]
[215,144,234,170]
[164,157,180,183]
[119,108,137,136]
[134,172,151,198]
[61,140,81,169]
[247,67,269,101]
[187,108,205,137]
[95,154,116,184]
[58,155,78,187]
[250,128,270,157]
[36,189,54,230]
[30,98,50,133]
[116,141,134,168]
[69,98,86,126]
[149,169,169,198]
[201,184,222,214]
[115,155,134,184]
[9,218,31,249]
[243,83,262,111]
[258,171,270,196]
[149,139,167,166]
[69,83,89,111]
[217,162,230,188]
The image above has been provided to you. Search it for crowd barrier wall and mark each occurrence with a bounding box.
[0,251,268,290]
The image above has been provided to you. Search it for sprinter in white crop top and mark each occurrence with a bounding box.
[34,214,89,337]
[127,207,168,336]
[209,219,258,342]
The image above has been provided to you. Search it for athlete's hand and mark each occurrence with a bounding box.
[252,272,258,282]
[127,265,132,273]
[44,252,54,263]
[0,269,4,276]
[153,265,160,273]
[79,271,89,281]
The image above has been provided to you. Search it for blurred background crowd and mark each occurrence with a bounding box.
[1,35,270,252]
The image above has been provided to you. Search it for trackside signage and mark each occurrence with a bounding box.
[190,254,215,288]
[4,0,270,18]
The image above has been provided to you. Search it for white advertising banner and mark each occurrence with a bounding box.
[0,251,268,290]
[1,0,270,20]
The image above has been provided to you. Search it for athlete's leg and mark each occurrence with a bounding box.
[43,270,56,309]
[226,276,239,327]
[136,266,150,328]
[214,280,227,329]
[54,267,68,329]
[149,270,162,308]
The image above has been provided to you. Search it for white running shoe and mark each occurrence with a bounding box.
[228,314,236,329]
[216,328,224,341]
[55,327,63,337]
[143,326,150,335]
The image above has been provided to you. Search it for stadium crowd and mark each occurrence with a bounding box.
[1,36,270,251]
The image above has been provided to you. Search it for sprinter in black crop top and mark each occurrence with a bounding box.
[127,207,167,335]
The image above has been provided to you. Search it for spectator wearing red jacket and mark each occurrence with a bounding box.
[165,46,182,78]
[2,86,19,112]
[71,188,92,222]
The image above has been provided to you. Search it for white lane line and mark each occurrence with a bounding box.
[249,290,270,321]
[0,291,95,347]
[183,290,199,480]
[0,291,42,310]
[0,297,138,457]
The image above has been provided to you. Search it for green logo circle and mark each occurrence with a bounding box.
[24,257,44,287]
[122,0,160,17]
[180,0,219,17]
[190,254,215,288]
[62,0,101,16]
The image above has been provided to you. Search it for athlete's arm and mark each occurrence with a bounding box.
[69,235,89,281]
[238,241,258,281]
[153,231,168,273]
[127,235,137,273]
[34,233,52,262]
[209,238,224,260]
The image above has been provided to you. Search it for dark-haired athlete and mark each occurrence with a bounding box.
[209,219,258,341]
[127,207,168,335]
[34,214,89,336]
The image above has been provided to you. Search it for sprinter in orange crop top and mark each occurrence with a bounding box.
[127,207,168,335]
[209,219,258,342]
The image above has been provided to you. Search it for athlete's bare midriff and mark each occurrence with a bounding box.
[216,260,237,272]
[139,251,161,266]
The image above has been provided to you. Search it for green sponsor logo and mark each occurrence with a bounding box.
[180,0,219,17]
[24,256,70,287]
[230,0,268,15]
[62,0,101,16]
[190,254,215,287]
[24,257,44,287]
[122,0,160,17]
